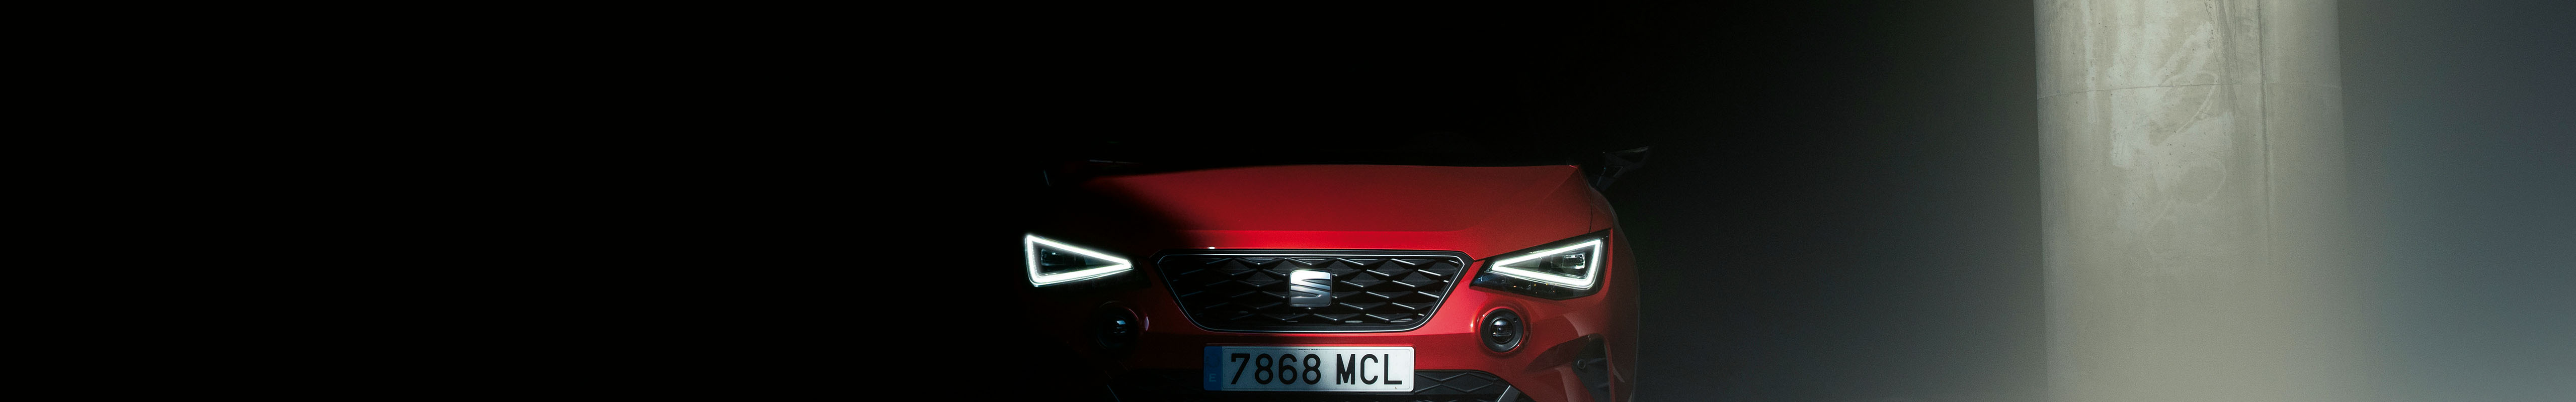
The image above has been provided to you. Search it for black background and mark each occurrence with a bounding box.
[952,1,2573,400]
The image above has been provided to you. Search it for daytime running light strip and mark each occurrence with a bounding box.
[1485,238,1603,289]
[1026,234,1133,286]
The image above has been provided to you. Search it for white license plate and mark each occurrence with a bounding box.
[1202,346,1413,391]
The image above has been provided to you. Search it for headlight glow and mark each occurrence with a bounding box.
[1473,233,1609,299]
[1486,238,1603,289]
[1024,234,1132,287]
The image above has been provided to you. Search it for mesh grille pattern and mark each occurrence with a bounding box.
[1157,251,1468,332]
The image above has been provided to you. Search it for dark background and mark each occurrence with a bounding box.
[973,1,2571,400]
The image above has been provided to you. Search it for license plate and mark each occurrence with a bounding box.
[1202,346,1413,391]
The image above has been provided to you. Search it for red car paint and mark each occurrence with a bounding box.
[1021,164,1638,402]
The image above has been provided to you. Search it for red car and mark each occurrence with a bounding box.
[1015,153,1644,402]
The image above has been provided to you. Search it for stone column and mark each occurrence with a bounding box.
[2038,1,2358,401]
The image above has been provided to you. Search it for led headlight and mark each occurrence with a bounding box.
[1472,233,1606,299]
[1024,234,1132,287]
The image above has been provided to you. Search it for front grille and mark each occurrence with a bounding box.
[1109,370,1537,402]
[1157,251,1469,332]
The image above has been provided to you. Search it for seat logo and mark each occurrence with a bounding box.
[1287,269,1332,307]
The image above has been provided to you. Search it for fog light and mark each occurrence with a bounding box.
[1093,308,1141,350]
[1482,309,1522,352]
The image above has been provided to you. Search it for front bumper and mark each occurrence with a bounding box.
[1108,370,1538,401]
[1016,240,1634,402]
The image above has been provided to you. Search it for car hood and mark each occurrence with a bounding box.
[1065,164,1608,258]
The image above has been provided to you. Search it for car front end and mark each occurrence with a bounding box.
[1014,163,1638,402]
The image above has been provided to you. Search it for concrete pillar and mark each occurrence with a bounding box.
[2038,1,2360,401]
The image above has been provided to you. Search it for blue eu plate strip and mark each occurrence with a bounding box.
[1202,346,1222,390]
